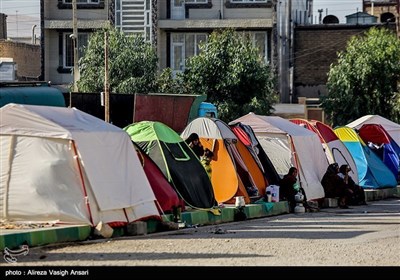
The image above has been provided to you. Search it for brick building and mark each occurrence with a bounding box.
[293,24,384,102]
[0,40,41,80]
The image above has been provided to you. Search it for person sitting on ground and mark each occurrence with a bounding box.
[338,164,367,206]
[321,163,352,209]
[279,167,299,212]
[201,148,214,180]
[185,132,204,159]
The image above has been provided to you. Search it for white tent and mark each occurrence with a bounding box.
[0,103,160,226]
[231,113,328,201]
[347,115,400,146]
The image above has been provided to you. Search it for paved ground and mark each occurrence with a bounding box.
[1,198,399,270]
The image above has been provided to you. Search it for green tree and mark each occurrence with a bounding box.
[157,68,187,95]
[77,28,158,93]
[182,28,277,122]
[322,27,400,127]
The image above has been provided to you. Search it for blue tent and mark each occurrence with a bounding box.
[358,124,400,181]
[335,126,397,189]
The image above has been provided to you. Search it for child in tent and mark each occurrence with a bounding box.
[200,148,214,180]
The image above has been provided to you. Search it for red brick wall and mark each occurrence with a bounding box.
[293,26,369,100]
[0,40,40,79]
[293,24,396,100]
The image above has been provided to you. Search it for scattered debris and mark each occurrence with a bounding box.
[93,221,113,238]
[0,220,56,230]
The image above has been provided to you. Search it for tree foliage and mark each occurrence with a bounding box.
[77,28,158,93]
[322,27,400,127]
[182,28,277,122]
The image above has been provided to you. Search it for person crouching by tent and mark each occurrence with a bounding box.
[185,133,204,159]
[279,167,299,212]
[201,148,214,180]
[338,164,367,206]
[321,163,352,209]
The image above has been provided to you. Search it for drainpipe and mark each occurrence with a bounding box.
[31,24,37,44]
[220,0,224,19]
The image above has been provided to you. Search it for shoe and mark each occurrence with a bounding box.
[359,201,367,206]
[339,205,349,209]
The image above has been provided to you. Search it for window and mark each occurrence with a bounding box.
[171,33,207,72]
[186,0,207,3]
[230,0,267,3]
[63,32,89,68]
[63,0,100,4]
[251,32,268,63]
[58,0,103,9]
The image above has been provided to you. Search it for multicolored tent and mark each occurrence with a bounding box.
[347,115,400,146]
[312,120,359,184]
[290,118,334,164]
[334,126,397,188]
[125,121,216,210]
[357,124,400,181]
[230,122,281,186]
[231,113,328,201]
[181,117,263,204]
[132,141,185,214]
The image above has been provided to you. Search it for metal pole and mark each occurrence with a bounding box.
[104,31,110,123]
[72,0,79,92]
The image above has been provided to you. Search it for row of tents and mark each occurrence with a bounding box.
[1,103,399,228]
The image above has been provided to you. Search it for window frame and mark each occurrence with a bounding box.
[61,32,89,69]
[170,33,208,73]
[63,0,100,4]
[58,0,104,9]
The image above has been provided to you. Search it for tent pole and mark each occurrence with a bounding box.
[71,140,94,226]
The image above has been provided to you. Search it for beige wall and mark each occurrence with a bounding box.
[44,30,74,84]
[44,0,110,20]
[157,30,168,70]
[43,0,110,85]
[157,0,273,20]
[0,40,40,79]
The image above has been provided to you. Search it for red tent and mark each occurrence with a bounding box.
[133,142,185,214]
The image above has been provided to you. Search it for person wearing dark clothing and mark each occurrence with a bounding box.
[279,167,298,212]
[321,163,352,209]
[185,133,204,159]
[338,164,367,206]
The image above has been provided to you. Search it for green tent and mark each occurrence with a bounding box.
[124,121,216,210]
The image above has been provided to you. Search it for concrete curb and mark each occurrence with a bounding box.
[1,186,398,250]
[0,201,289,250]
[0,225,91,251]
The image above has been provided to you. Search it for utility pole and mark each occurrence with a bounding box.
[72,0,79,92]
[104,31,110,123]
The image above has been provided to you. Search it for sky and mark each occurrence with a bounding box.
[0,0,40,38]
[313,0,363,24]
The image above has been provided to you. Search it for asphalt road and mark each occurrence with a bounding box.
[1,198,399,276]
